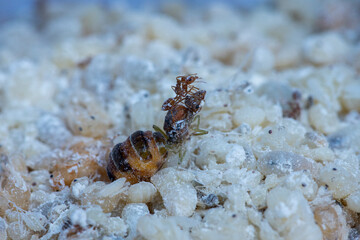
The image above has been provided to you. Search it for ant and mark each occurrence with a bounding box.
[107,74,208,183]
[156,74,208,145]
[161,74,200,111]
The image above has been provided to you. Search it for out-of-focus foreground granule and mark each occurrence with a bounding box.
[0,0,360,239]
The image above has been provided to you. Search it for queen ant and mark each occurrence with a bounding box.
[107,74,208,184]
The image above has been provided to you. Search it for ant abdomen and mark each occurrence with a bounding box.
[162,97,176,111]
[184,90,206,114]
[163,105,191,144]
[107,130,168,184]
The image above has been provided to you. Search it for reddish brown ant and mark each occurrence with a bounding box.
[156,74,207,145]
[162,74,200,111]
[161,89,207,144]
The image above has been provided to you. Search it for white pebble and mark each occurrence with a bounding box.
[97,177,127,198]
[233,106,265,128]
[122,203,149,239]
[102,216,128,236]
[251,47,275,73]
[309,104,340,134]
[137,215,192,240]
[86,205,128,237]
[257,151,317,176]
[128,182,158,203]
[37,113,71,148]
[249,185,267,208]
[319,164,358,199]
[224,185,250,213]
[22,211,47,232]
[225,145,246,167]
[342,82,360,112]
[64,90,111,138]
[0,218,7,240]
[151,168,197,217]
[7,221,30,240]
[345,190,360,212]
[86,205,107,226]
[70,177,91,199]
[281,172,318,200]
[265,187,322,240]
[70,208,87,228]
[191,207,253,240]
[303,32,349,65]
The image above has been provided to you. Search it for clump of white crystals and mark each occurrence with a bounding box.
[0,0,360,239]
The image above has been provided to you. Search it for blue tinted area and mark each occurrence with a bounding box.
[0,0,34,22]
[0,0,270,23]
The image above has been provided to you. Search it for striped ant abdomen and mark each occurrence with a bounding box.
[107,130,167,184]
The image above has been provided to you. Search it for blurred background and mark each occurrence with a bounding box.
[0,0,271,23]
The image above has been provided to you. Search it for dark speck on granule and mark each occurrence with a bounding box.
[90,116,95,120]
[268,130,272,134]
[301,183,306,187]
[79,127,83,131]
[332,168,337,171]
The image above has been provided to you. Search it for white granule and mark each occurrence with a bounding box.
[70,208,87,228]
[1,1,359,239]
[71,180,88,198]
[225,145,246,166]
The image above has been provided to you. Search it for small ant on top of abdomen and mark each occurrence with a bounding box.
[107,74,207,184]
[161,74,200,111]
[157,74,208,144]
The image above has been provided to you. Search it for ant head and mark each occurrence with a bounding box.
[185,74,199,84]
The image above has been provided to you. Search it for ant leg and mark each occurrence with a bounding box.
[153,125,168,140]
[178,150,183,162]
[192,115,208,136]
[186,85,199,95]
[187,85,195,92]
[178,148,187,165]
[194,115,201,128]
[189,86,199,94]
[183,86,193,97]
[173,95,185,105]
[193,129,208,135]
